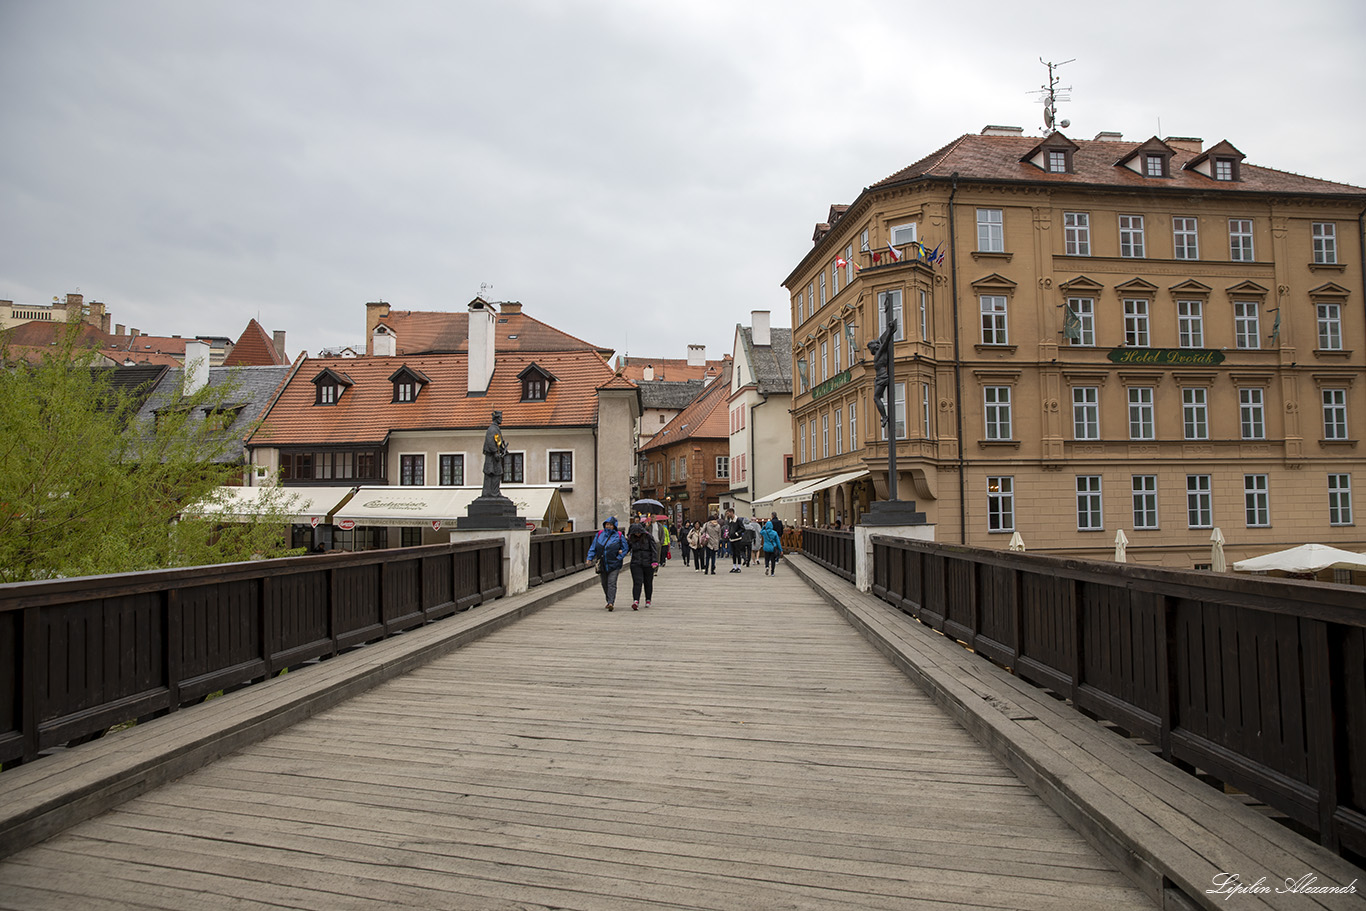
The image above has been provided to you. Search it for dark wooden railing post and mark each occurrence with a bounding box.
[166,588,182,711]
[21,606,39,763]
[1304,617,1341,851]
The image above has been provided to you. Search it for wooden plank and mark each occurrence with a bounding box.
[0,563,1151,911]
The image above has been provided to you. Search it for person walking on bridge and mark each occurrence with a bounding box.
[626,522,660,610]
[587,517,627,611]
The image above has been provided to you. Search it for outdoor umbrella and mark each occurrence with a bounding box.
[1113,529,1129,563]
[1210,527,1226,572]
[631,498,666,515]
[1232,543,1366,574]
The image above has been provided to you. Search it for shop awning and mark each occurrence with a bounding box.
[332,486,569,529]
[186,486,358,524]
[754,469,871,505]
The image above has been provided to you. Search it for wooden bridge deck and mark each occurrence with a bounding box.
[0,558,1153,910]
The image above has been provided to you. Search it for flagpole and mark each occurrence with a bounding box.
[884,291,899,504]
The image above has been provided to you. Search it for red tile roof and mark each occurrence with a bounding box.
[618,355,729,382]
[224,319,287,366]
[373,307,614,358]
[639,361,732,454]
[249,350,623,447]
[871,132,1366,195]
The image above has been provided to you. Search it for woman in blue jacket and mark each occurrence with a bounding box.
[761,520,783,576]
[587,516,628,611]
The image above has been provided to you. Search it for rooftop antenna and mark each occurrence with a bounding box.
[479,282,494,300]
[1029,58,1074,133]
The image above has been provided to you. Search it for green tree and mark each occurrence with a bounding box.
[0,322,302,582]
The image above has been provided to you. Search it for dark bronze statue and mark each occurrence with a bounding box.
[868,316,897,427]
[481,410,508,498]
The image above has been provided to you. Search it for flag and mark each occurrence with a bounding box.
[835,256,847,269]
[1062,304,1082,341]
[886,241,902,261]
[1268,307,1281,344]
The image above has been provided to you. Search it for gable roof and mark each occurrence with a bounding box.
[135,364,295,464]
[371,305,613,358]
[223,319,287,366]
[618,355,727,383]
[736,326,793,396]
[249,349,621,448]
[639,361,733,454]
[638,378,707,410]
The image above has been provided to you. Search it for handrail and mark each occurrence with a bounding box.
[0,539,505,769]
[866,534,1366,859]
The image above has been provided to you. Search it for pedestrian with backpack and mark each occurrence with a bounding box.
[761,520,783,575]
[586,516,628,611]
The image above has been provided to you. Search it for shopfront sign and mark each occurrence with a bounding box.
[811,369,853,400]
[1107,348,1225,366]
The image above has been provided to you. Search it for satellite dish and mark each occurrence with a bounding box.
[1059,119,1071,129]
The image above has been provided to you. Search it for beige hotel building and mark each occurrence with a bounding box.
[782,126,1366,568]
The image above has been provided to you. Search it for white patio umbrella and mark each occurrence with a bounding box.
[1113,529,1129,563]
[1232,543,1366,574]
[1008,532,1026,552]
[1210,527,1226,572]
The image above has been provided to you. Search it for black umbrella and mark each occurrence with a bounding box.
[631,498,666,514]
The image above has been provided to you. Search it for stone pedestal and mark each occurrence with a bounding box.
[449,526,532,596]
[854,522,935,593]
[456,495,525,530]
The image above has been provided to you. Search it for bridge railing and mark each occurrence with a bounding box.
[869,534,1366,858]
[528,531,595,586]
[0,539,505,768]
[800,528,855,582]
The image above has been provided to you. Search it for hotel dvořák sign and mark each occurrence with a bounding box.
[1107,348,1226,366]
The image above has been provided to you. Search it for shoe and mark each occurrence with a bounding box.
[631,601,638,610]
[606,603,614,611]
[645,600,651,608]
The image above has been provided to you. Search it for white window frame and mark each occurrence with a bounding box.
[1328,473,1353,526]
[438,452,465,486]
[918,290,928,340]
[1323,388,1349,440]
[1183,387,1209,440]
[977,208,1004,253]
[980,295,1009,345]
[798,422,806,463]
[849,402,857,451]
[890,222,918,247]
[1177,300,1204,348]
[821,413,829,458]
[831,259,839,296]
[877,289,906,341]
[1234,301,1260,350]
[845,243,855,283]
[795,290,804,324]
[1128,387,1155,440]
[1072,386,1100,440]
[1229,218,1254,262]
[1076,476,1104,531]
[1313,223,1337,264]
[1132,475,1159,529]
[984,386,1012,441]
[1064,212,1090,256]
[987,476,1015,533]
[547,449,573,483]
[1186,475,1213,528]
[1318,303,1343,350]
[398,452,425,486]
[1119,214,1145,258]
[921,384,931,438]
[1239,388,1265,440]
[716,455,729,479]
[880,383,906,441]
[1173,216,1199,260]
[832,329,842,374]
[1067,297,1095,347]
[1124,299,1150,347]
[1244,474,1270,527]
[834,407,843,455]
[820,340,828,382]
[819,272,827,307]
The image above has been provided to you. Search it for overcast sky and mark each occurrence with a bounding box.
[3,0,1364,363]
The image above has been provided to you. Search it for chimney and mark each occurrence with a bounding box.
[467,297,496,395]
[500,301,522,314]
[372,325,396,357]
[1164,136,1203,154]
[686,344,706,367]
[115,324,125,336]
[643,364,655,381]
[980,125,1024,136]
[752,310,771,347]
[364,300,391,355]
[130,328,140,338]
[273,330,286,361]
[1093,131,1123,142]
[183,339,210,396]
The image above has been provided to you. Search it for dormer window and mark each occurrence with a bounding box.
[1145,154,1168,177]
[1021,133,1078,174]
[1048,150,1069,173]
[1115,137,1176,179]
[1181,140,1245,182]
[388,365,430,404]
[518,362,557,402]
[311,367,354,406]
[1214,158,1236,181]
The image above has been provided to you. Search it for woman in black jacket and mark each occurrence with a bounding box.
[626,522,660,610]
